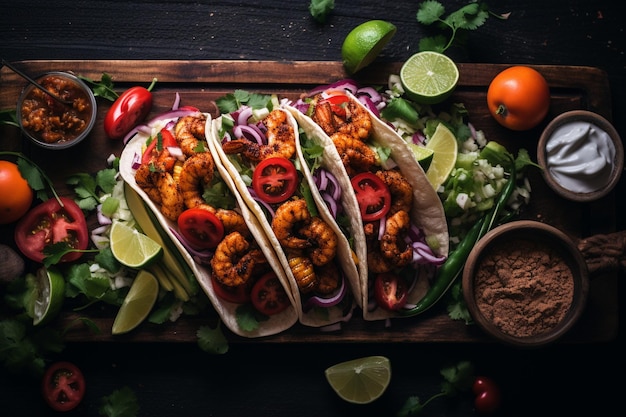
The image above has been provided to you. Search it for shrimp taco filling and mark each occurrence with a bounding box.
[128,110,293,320]
[213,96,357,321]
[291,87,448,315]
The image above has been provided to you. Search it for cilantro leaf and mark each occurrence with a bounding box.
[309,0,335,24]
[197,323,229,354]
[99,386,140,417]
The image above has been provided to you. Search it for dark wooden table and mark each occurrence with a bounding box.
[1,1,624,416]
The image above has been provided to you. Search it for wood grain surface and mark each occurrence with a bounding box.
[1,60,618,344]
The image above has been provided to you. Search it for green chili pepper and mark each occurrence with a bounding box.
[399,157,516,317]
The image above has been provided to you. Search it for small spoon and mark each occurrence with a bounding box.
[1,59,74,106]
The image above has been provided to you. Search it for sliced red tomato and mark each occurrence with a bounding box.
[374,273,409,311]
[251,271,291,316]
[350,172,391,222]
[42,361,85,412]
[141,128,178,165]
[252,157,299,204]
[318,93,350,118]
[211,274,251,304]
[104,85,153,140]
[177,208,225,249]
[15,197,88,263]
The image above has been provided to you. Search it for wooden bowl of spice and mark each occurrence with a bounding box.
[462,220,589,348]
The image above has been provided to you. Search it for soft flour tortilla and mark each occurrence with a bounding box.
[119,113,298,337]
[209,108,361,328]
[287,93,449,321]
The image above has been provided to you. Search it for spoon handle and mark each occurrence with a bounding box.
[1,59,73,105]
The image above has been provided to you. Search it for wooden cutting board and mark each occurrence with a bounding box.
[0,60,618,343]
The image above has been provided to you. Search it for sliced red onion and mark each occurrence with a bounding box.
[172,92,181,110]
[316,169,328,191]
[356,86,382,104]
[131,153,142,170]
[168,227,214,264]
[247,187,276,218]
[378,216,387,240]
[412,241,446,265]
[302,273,347,312]
[91,225,110,235]
[306,79,358,97]
[237,106,253,125]
[322,193,339,217]
[166,146,184,161]
[324,170,341,201]
[358,95,380,118]
[233,124,264,145]
[412,131,426,145]
[96,204,112,225]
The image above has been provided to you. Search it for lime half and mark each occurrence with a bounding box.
[31,267,66,326]
[400,51,459,104]
[342,20,397,75]
[110,220,163,268]
[325,356,391,404]
[112,270,159,335]
[425,123,459,190]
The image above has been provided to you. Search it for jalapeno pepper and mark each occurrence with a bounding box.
[399,157,516,316]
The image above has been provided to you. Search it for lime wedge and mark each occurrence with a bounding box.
[110,220,163,268]
[400,51,459,104]
[324,356,391,404]
[112,269,159,335]
[342,20,397,74]
[425,123,459,190]
[408,143,435,171]
[30,267,66,326]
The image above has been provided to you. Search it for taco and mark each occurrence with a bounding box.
[287,87,449,321]
[209,95,361,328]
[119,109,299,337]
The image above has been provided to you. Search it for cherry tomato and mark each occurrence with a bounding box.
[350,172,391,222]
[250,271,291,316]
[141,128,178,165]
[14,197,88,263]
[318,92,350,118]
[104,86,153,140]
[177,208,225,249]
[487,66,550,131]
[252,157,299,204]
[0,160,34,224]
[473,376,502,416]
[42,361,85,412]
[374,273,409,311]
[211,274,251,304]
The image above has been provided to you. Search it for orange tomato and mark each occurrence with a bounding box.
[487,66,550,131]
[0,160,34,224]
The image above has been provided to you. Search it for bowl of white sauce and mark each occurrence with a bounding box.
[537,110,624,202]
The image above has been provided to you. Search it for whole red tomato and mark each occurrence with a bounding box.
[104,86,153,140]
[0,160,34,224]
[487,66,550,131]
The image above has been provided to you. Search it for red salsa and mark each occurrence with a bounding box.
[20,74,93,144]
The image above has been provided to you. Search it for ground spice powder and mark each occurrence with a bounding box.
[474,239,574,338]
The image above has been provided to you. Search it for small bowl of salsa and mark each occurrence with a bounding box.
[17,71,97,150]
[537,110,624,202]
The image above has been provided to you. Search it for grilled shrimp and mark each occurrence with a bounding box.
[367,248,394,274]
[287,253,317,293]
[178,151,215,209]
[376,169,413,215]
[314,262,341,295]
[215,208,249,236]
[156,171,185,221]
[210,231,267,287]
[331,132,377,175]
[299,217,338,266]
[380,210,413,267]
[135,163,162,205]
[222,109,296,162]
[175,114,207,156]
[271,199,311,250]
[312,95,372,140]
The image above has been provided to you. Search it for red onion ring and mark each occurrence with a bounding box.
[302,273,347,312]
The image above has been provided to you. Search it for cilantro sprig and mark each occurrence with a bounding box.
[417,0,509,53]
[397,360,475,416]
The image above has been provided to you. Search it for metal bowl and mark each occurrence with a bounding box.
[17,71,97,150]
[536,110,623,202]
[462,220,589,348]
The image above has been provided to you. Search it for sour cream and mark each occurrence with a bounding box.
[544,121,616,193]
